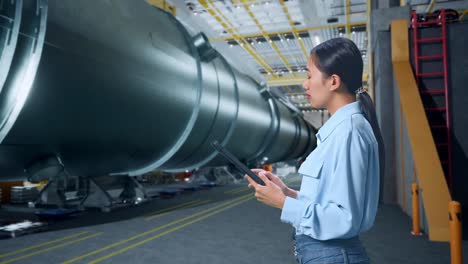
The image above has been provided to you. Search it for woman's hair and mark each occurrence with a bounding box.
[310,37,385,187]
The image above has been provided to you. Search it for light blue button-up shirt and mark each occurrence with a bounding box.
[280,101,380,240]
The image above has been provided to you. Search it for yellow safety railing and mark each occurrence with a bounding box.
[426,0,438,13]
[391,19,451,241]
[392,19,463,263]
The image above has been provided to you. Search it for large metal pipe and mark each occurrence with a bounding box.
[0,0,316,181]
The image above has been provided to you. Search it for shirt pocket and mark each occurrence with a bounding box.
[298,156,324,179]
[297,157,324,215]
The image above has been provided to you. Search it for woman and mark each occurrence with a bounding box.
[245,37,385,264]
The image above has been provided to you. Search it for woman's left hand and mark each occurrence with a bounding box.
[245,172,286,209]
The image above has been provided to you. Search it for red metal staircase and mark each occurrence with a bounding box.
[411,9,453,194]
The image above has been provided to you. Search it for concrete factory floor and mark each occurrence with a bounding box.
[0,174,465,264]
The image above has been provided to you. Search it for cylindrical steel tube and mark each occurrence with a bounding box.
[0,0,316,181]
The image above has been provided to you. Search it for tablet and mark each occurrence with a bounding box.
[211,140,265,186]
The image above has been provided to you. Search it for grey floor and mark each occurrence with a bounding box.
[0,174,466,264]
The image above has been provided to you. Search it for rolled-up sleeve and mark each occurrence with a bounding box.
[280,130,369,240]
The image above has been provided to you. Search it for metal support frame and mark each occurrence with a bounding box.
[35,179,66,207]
[34,174,85,208]
[213,167,240,185]
[80,176,147,212]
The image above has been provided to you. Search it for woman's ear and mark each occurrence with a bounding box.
[328,74,342,92]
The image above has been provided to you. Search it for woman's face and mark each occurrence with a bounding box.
[302,57,331,109]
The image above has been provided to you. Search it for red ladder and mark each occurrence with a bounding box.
[411,9,453,194]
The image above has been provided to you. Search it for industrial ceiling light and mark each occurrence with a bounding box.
[313,35,321,45]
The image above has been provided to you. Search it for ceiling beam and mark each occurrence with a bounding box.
[240,0,296,75]
[278,0,310,59]
[425,0,438,13]
[346,0,352,38]
[199,0,278,77]
[209,22,367,42]
[267,70,368,88]
[267,75,307,86]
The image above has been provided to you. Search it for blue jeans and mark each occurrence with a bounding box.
[293,234,370,264]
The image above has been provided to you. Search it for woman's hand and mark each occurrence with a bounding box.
[249,169,298,198]
[244,172,286,209]
[251,169,288,194]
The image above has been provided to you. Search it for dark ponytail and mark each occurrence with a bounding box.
[310,37,385,191]
[357,90,386,195]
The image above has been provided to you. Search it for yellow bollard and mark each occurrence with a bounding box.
[411,183,423,236]
[449,201,463,264]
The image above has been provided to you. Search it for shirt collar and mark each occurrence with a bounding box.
[317,101,362,143]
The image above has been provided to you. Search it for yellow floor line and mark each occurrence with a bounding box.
[0,232,103,264]
[223,185,248,194]
[62,193,252,264]
[0,231,90,258]
[143,199,202,218]
[229,187,251,194]
[88,196,255,264]
[144,199,212,221]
